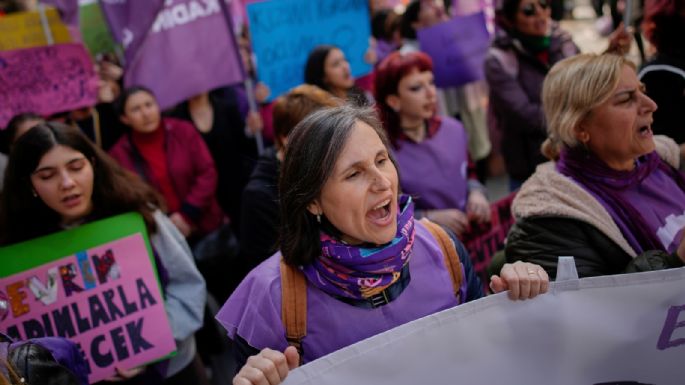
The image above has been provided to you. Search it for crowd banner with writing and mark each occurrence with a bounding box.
[247,0,372,101]
[0,8,72,51]
[282,266,685,385]
[99,0,165,64]
[417,12,490,88]
[120,0,245,110]
[79,2,119,57]
[0,213,176,384]
[0,43,98,129]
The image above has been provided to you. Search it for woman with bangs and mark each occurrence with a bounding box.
[374,51,491,238]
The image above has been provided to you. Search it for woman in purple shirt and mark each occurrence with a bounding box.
[506,53,685,278]
[374,51,491,238]
[220,106,549,384]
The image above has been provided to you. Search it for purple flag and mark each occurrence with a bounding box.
[98,0,165,63]
[123,0,245,109]
[417,12,490,88]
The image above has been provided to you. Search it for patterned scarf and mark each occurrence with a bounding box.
[557,147,685,253]
[301,195,415,300]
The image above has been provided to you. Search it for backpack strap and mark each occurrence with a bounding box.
[420,219,464,302]
[280,258,306,363]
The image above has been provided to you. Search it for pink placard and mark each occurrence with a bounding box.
[0,43,98,128]
[0,234,176,383]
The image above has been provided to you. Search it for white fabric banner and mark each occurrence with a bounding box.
[284,266,685,385]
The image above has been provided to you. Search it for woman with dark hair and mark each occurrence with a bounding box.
[304,45,370,106]
[0,123,207,384]
[639,0,685,147]
[110,86,224,240]
[486,0,580,191]
[375,51,490,237]
[217,106,549,384]
[240,84,343,269]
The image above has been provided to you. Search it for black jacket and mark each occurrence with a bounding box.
[506,216,683,279]
[239,147,281,268]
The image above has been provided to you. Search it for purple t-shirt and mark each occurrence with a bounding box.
[614,167,685,252]
[215,222,465,363]
[393,116,469,211]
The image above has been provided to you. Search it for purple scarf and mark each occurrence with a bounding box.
[556,147,685,253]
[301,195,415,300]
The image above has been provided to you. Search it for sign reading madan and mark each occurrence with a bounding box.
[283,264,685,385]
[0,213,175,384]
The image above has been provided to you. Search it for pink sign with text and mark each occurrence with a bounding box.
[0,234,175,383]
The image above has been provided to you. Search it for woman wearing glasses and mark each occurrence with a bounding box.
[485,0,579,191]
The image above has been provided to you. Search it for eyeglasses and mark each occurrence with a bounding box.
[519,0,549,17]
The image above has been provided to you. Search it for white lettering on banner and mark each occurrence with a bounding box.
[151,0,220,34]
[656,210,685,250]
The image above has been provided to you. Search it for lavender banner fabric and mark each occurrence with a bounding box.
[120,0,245,109]
[417,12,490,88]
[99,0,164,62]
[40,0,79,26]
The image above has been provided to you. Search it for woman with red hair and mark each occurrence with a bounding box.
[374,51,490,238]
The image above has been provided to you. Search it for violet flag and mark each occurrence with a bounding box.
[98,0,165,63]
[103,0,245,110]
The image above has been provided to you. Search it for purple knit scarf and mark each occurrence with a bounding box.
[301,195,415,300]
[557,147,685,253]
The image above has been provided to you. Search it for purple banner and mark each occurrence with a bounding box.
[122,0,245,109]
[417,12,490,88]
[98,0,165,63]
[0,43,98,128]
[40,0,79,26]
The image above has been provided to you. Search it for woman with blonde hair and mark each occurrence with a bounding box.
[505,53,685,278]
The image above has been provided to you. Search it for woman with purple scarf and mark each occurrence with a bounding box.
[505,53,685,279]
[217,106,548,384]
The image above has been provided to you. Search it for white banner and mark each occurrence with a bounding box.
[284,265,685,385]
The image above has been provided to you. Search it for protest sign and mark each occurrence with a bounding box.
[0,213,176,384]
[282,266,685,385]
[122,0,245,110]
[0,8,72,51]
[79,2,118,57]
[418,12,490,88]
[0,43,98,128]
[247,0,372,101]
[463,191,516,287]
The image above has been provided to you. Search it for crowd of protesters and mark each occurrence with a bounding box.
[1,0,684,384]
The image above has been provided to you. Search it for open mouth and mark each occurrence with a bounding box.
[367,198,393,225]
[638,125,652,137]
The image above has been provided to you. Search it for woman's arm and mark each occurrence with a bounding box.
[150,211,206,340]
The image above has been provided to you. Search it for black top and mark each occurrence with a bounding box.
[171,88,258,232]
[640,55,685,144]
[239,147,281,269]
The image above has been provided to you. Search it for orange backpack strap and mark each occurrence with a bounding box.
[420,218,464,302]
[280,258,307,361]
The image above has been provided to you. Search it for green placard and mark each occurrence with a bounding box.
[79,2,119,58]
[0,212,154,278]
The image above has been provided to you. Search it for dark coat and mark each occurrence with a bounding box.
[639,55,685,144]
[485,24,579,181]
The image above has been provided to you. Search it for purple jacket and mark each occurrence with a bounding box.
[485,23,579,181]
[110,117,224,235]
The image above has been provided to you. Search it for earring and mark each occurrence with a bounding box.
[32,189,38,198]
[316,213,321,224]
